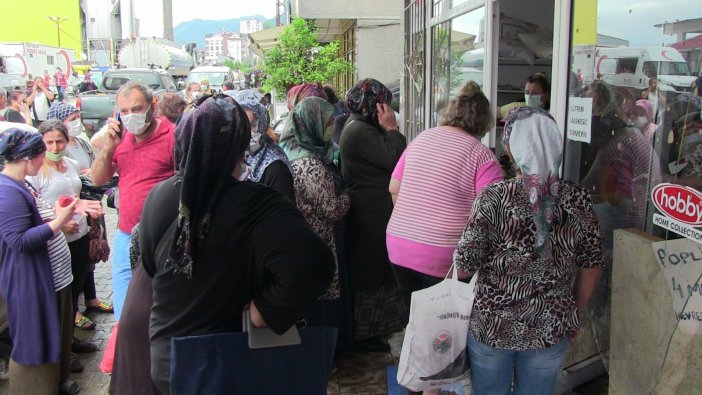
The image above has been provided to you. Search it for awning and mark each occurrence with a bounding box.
[669,34,702,52]
[248,26,288,58]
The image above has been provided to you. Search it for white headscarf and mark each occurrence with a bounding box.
[503,107,563,257]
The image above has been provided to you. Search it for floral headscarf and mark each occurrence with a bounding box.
[286,83,328,111]
[239,100,293,182]
[167,95,251,277]
[0,127,46,162]
[345,78,392,126]
[280,97,337,164]
[235,89,264,104]
[502,107,563,258]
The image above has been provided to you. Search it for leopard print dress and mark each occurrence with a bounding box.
[454,179,604,350]
[290,157,350,300]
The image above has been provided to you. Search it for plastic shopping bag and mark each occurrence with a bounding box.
[99,322,119,374]
[397,267,478,392]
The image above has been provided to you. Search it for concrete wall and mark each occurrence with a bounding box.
[355,21,403,88]
[611,229,702,394]
[292,0,401,20]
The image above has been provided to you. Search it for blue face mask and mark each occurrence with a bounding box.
[524,94,542,108]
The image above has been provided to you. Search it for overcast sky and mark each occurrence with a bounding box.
[136,0,279,36]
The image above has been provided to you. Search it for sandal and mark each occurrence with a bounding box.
[74,315,96,330]
[86,301,114,314]
[59,379,80,395]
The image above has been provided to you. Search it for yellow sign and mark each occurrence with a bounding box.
[1,1,83,53]
[572,0,598,46]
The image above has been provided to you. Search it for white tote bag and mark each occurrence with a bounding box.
[397,267,478,391]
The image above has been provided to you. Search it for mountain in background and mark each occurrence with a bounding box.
[174,15,283,48]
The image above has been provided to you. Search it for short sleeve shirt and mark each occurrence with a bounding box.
[113,117,175,233]
[453,179,604,350]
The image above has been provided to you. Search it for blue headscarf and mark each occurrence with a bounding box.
[238,100,293,183]
[0,127,46,162]
[47,101,79,122]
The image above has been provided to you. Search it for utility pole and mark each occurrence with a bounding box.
[48,16,69,47]
[276,0,286,27]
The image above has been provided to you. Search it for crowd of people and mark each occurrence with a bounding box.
[0,72,634,395]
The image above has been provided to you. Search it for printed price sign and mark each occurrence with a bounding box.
[566,97,593,143]
[652,238,702,335]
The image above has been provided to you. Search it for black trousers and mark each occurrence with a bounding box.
[68,234,91,315]
[391,264,444,326]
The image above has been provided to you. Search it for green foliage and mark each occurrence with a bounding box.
[262,19,353,98]
[223,59,252,74]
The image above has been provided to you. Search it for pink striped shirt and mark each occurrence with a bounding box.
[386,126,502,277]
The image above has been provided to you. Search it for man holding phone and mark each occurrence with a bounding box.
[27,76,55,127]
[91,81,175,319]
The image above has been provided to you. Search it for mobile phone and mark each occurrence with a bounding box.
[242,309,301,349]
[115,113,124,138]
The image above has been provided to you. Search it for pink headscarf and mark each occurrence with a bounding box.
[635,99,653,122]
[286,83,327,111]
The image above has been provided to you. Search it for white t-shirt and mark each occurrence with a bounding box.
[27,157,89,242]
[66,138,92,170]
[32,92,51,121]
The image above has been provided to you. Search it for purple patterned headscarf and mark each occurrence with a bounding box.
[345,78,392,126]
[0,127,46,162]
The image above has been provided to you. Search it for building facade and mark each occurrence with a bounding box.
[205,32,252,63]
[240,18,264,34]
[403,0,702,393]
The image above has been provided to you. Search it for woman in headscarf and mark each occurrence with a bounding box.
[235,88,264,104]
[46,103,115,325]
[134,95,333,394]
[0,127,79,395]
[281,96,351,332]
[453,107,604,395]
[632,99,657,140]
[286,83,328,111]
[338,78,407,351]
[200,79,212,96]
[239,99,295,201]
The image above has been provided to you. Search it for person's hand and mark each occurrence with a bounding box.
[377,103,398,132]
[54,196,78,227]
[80,168,91,176]
[75,199,104,218]
[104,117,124,149]
[248,300,268,328]
[61,220,80,235]
[19,101,30,114]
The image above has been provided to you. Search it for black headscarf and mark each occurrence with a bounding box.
[167,95,251,277]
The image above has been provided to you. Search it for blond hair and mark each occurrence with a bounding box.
[438,81,493,138]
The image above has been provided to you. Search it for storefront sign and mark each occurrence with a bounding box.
[652,238,702,335]
[566,97,592,143]
[652,183,702,245]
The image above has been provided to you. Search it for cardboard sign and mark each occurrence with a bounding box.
[566,97,593,143]
[652,238,702,335]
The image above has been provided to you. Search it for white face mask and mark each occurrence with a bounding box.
[525,94,542,108]
[190,91,201,100]
[122,106,153,135]
[633,116,648,129]
[249,131,263,153]
[67,118,83,137]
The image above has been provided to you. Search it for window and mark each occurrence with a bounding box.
[615,57,637,74]
[47,55,55,65]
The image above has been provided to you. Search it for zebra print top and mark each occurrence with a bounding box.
[454,178,603,350]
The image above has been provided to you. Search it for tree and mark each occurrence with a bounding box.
[262,18,353,98]
[223,59,252,74]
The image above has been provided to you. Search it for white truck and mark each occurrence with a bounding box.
[118,39,195,79]
[595,46,696,94]
[0,42,77,82]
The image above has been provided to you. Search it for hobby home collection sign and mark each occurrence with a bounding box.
[652,183,702,244]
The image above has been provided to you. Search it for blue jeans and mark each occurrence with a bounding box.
[112,230,132,320]
[468,334,569,395]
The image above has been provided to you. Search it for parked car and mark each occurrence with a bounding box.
[76,68,178,136]
[186,66,237,94]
